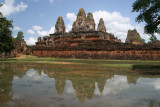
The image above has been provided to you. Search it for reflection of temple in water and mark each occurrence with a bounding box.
[1,63,160,105]
[54,77,65,96]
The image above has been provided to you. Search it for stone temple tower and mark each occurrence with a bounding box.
[97,18,106,33]
[86,13,96,31]
[55,16,66,33]
[72,8,87,32]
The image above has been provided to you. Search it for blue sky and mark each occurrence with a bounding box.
[0,0,154,45]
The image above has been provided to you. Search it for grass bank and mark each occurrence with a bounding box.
[0,55,160,68]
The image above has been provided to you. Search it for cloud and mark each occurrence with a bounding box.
[0,0,28,16]
[66,80,75,94]
[103,75,129,95]
[66,13,76,32]
[13,26,22,31]
[93,10,134,42]
[37,30,48,36]
[25,26,55,45]
[94,82,101,95]
[153,79,160,90]
[48,27,55,34]
[135,25,150,42]
[26,25,55,40]
[33,26,43,31]
[65,10,151,42]
[26,37,37,45]
[27,29,35,35]
[49,0,54,4]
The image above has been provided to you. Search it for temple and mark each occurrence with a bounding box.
[33,8,160,60]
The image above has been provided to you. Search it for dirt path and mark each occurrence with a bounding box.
[15,55,28,59]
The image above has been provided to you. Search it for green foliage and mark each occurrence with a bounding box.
[43,35,49,40]
[141,38,146,44]
[132,0,160,34]
[0,4,3,17]
[136,36,141,40]
[72,21,76,26]
[27,45,32,49]
[16,31,24,42]
[11,36,16,42]
[78,10,83,17]
[55,17,61,28]
[86,13,92,22]
[98,18,104,26]
[0,17,14,52]
[148,35,157,44]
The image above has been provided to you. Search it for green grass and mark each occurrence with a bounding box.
[0,55,160,68]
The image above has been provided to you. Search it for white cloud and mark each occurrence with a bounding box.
[27,29,35,35]
[13,26,22,31]
[66,13,76,32]
[66,13,76,23]
[26,37,37,45]
[48,27,55,34]
[103,75,129,95]
[66,80,75,94]
[49,0,54,4]
[135,25,150,42]
[25,26,54,45]
[27,25,55,38]
[155,33,160,40]
[37,30,48,36]
[65,10,151,42]
[153,79,160,90]
[65,11,135,42]
[94,82,101,95]
[93,10,134,42]
[0,0,28,16]
[33,26,43,31]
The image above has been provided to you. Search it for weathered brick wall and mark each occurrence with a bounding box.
[33,42,160,60]
[34,31,160,60]
[33,50,160,60]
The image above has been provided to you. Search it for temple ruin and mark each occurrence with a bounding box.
[33,8,160,60]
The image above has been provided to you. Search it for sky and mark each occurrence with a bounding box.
[0,0,158,45]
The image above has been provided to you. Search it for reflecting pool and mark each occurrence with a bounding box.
[0,62,160,107]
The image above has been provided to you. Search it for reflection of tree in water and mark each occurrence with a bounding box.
[148,100,160,107]
[0,63,30,106]
[1,62,160,105]
[0,63,14,106]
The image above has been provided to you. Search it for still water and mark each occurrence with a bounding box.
[0,62,160,107]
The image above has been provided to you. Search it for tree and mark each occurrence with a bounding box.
[132,0,160,34]
[16,31,24,43]
[0,4,3,17]
[0,17,14,52]
[148,35,157,44]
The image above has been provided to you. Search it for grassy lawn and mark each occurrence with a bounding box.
[0,55,160,68]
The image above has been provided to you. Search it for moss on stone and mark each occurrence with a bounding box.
[77,8,85,17]
[86,13,92,22]
[55,17,61,28]
[72,21,76,26]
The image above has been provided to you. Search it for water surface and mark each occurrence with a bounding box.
[0,62,160,107]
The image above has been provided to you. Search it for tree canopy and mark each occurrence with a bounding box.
[148,35,158,44]
[16,31,24,42]
[0,17,14,52]
[132,0,160,34]
[0,4,2,17]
